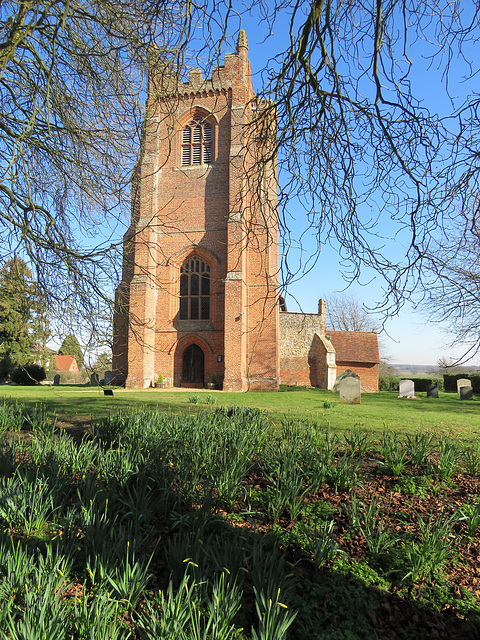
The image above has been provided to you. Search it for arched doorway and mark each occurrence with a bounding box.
[182,344,204,385]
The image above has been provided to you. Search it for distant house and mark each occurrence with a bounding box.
[54,355,79,373]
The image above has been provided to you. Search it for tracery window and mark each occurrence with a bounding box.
[181,117,212,166]
[180,257,211,320]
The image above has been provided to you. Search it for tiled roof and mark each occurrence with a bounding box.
[54,355,78,371]
[327,331,380,364]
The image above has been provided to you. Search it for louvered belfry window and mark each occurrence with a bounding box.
[181,117,212,166]
[179,257,211,320]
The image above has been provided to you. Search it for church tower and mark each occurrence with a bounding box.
[112,31,280,391]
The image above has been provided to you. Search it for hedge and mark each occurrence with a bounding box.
[379,374,401,391]
[10,364,46,385]
[379,375,444,392]
[444,373,480,393]
[46,370,88,385]
[411,377,444,392]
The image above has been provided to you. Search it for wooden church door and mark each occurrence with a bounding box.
[182,344,204,384]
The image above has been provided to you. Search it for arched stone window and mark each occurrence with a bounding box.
[181,117,212,166]
[179,256,211,320]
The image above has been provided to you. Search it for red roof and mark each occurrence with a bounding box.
[54,355,78,371]
[327,331,380,364]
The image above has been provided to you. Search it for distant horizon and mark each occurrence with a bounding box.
[390,363,480,371]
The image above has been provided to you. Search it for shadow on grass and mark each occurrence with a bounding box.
[0,384,200,421]
[290,564,480,640]
[1,384,480,441]
[1,426,479,640]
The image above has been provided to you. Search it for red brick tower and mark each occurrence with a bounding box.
[112,31,279,391]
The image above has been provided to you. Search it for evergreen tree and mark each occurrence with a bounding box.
[91,352,112,376]
[0,258,48,377]
[58,334,84,369]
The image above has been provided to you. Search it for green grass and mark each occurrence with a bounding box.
[0,405,479,638]
[0,384,479,440]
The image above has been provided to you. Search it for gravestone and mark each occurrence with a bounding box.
[333,369,360,393]
[426,383,439,398]
[460,385,473,400]
[90,372,99,387]
[339,376,361,404]
[104,371,113,385]
[457,378,472,396]
[103,388,114,397]
[53,374,60,386]
[398,379,415,398]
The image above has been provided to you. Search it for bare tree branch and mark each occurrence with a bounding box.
[2,1,480,359]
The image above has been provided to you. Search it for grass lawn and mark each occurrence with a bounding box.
[0,383,479,440]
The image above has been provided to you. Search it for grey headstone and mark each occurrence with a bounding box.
[90,372,99,387]
[457,378,472,396]
[104,371,113,384]
[333,369,360,393]
[339,376,361,404]
[398,379,415,398]
[460,385,473,400]
[426,383,439,398]
[53,374,60,386]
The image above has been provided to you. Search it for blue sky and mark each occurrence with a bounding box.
[226,7,477,366]
[71,5,475,367]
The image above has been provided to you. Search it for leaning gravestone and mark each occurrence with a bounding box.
[53,374,60,386]
[104,371,113,385]
[90,372,99,387]
[426,383,439,398]
[339,376,361,404]
[333,369,360,393]
[460,385,473,400]
[457,378,472,396]
[398,379,415,398]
